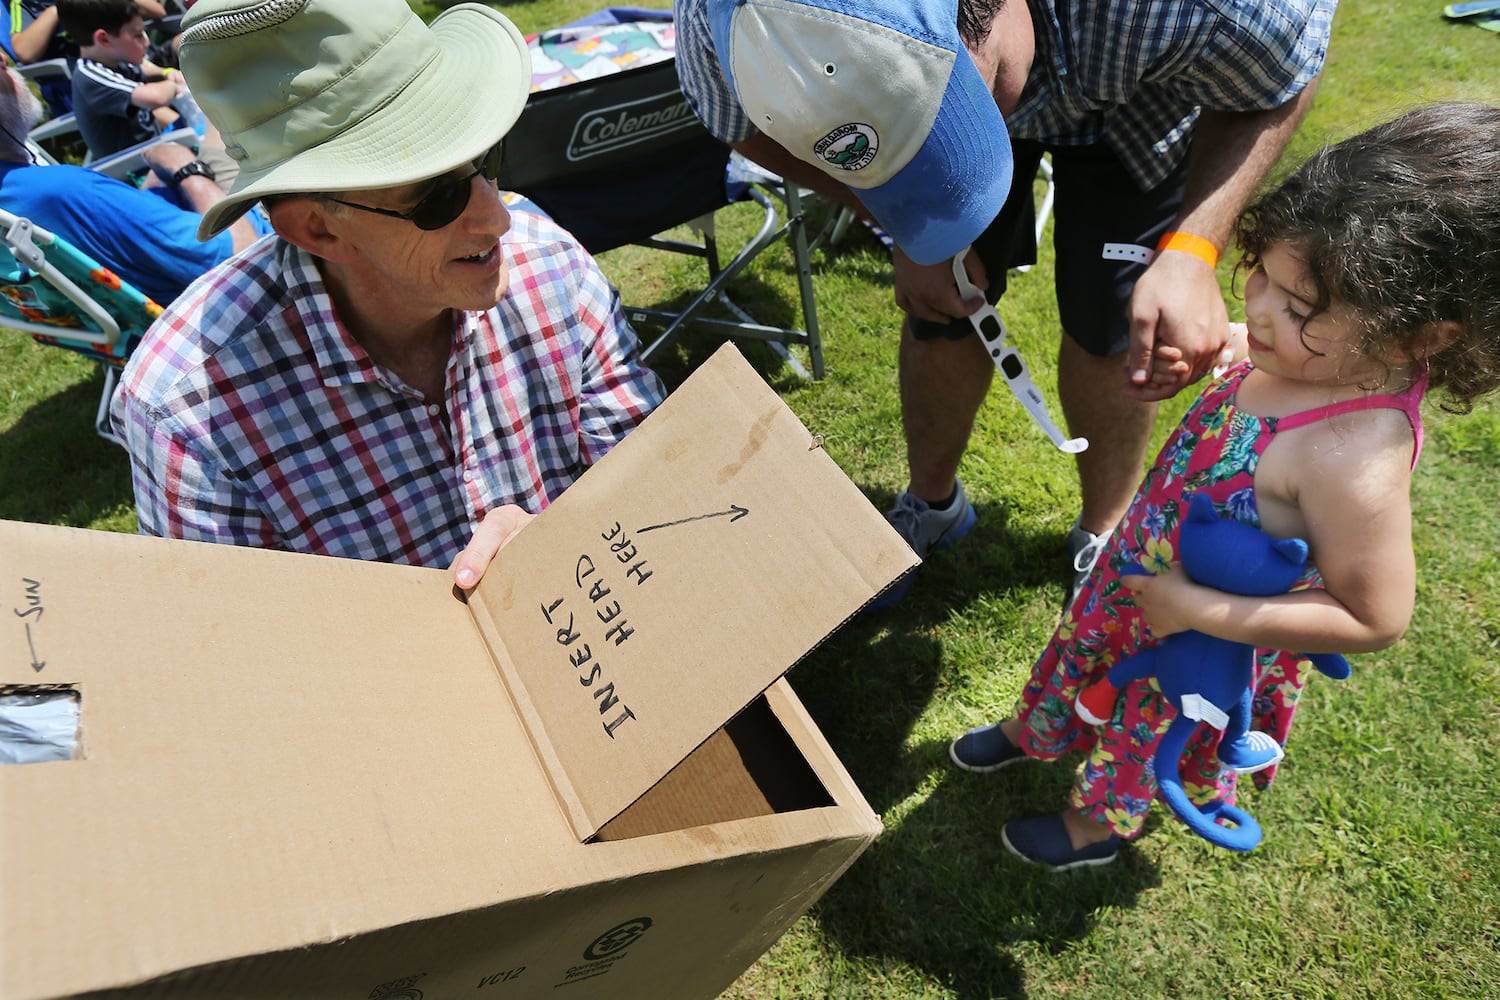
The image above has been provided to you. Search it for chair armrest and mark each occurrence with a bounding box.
[24,139,58,165]
[14,58,71,84]
[29,112,77,144]
[87,130,197,181]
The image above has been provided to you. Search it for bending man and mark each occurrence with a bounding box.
[675,0,1331,604]
[111,0,665,589]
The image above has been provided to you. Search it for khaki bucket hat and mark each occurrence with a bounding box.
[179,0,531,239]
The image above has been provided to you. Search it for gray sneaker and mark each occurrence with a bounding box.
[869,480,978,608]
[888,480,978,558]
[1065,519,1109,609]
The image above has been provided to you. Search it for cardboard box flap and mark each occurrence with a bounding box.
[467,345,916,841]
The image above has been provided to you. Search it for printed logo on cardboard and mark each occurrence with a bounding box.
[583,916,653,959]
[555,916,654,987]
[566,93,699,162]
[368,972,425,1000]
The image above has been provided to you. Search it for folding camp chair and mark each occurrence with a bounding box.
[0,132,201,443]
[497,11,824,378]
[14,59,80,164]
[0,208,163,445]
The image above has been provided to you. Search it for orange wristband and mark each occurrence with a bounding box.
[1155,231,1219,268]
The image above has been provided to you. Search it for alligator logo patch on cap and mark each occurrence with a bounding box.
[814,123,878,171]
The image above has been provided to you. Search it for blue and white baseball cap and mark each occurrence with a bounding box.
[707,0,1012,265]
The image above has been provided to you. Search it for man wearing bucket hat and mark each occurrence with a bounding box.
[676,0,1332,605]
[110,0,665,586]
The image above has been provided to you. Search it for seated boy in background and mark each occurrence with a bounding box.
[4,1,175,117]
[59,0,181,158]
[0,62,266,306]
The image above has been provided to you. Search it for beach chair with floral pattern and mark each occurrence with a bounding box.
[0,207,163,445]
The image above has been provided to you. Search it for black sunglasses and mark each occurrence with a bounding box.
[327,143,505,231]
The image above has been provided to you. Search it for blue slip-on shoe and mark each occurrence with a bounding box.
[949,722,1027,773]
[1001,814,1122,872]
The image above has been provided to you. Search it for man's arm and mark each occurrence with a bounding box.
[731,132,863,213]
[569,249,666,464]
[731,131,984,324]
[1123,81,1319,400]
[8,2,57,63]
[142,139,259,253]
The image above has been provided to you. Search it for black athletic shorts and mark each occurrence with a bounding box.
[910,138,1190,357]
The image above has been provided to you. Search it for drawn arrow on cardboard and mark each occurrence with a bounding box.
[636,505,749,534]
[26,622,44,672]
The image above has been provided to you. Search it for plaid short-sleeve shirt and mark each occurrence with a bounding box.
[674,0,1334,191]
[111,210,665,568]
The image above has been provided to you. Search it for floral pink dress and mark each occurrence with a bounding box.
[1013,360,1425,839]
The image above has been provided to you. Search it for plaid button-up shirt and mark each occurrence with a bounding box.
[675,0,1334,192]
[111,210,665,568]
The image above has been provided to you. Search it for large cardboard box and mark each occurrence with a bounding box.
[0,346,917,999]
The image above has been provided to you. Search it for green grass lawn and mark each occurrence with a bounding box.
[4,1,1498,997]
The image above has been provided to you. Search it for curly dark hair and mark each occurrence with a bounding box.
[957,0,1009,50]
[1236,103,1500,413]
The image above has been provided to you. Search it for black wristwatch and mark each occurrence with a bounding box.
[170,160,217,186]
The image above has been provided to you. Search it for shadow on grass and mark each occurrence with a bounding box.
[813,745,1160,999]
[781,497,1159,998]
[858,493,1080,624]
[0,370,133,526]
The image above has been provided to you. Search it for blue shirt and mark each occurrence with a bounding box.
[0,160,237,306]
[674,0,1335,191]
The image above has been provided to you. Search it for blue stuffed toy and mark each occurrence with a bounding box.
[1074,492,1351,852]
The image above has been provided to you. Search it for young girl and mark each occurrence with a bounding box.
[948,102,1500,870]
